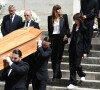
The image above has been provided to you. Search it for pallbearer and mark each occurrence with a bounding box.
[0,49,29,90]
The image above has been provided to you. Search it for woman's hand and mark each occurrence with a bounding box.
[63,35,68,42]
[82,15,86,19]
[83,54,87,59]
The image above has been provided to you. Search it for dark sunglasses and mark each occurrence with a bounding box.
[24,15,29,17]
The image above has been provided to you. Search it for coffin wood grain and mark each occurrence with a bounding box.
[0,27,42,70]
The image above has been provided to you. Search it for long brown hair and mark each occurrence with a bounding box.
[51,5,63,24]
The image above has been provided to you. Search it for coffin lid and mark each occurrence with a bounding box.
[0,27,42,54]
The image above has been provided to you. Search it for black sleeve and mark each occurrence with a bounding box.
[82,26,88,54]
[35,22,40,29]
[0,67,8,81]
[37,47,52,59]
[10,62,29,75]
[48,16,52,40]
[64,14,70,37]
[1,16,7,36]
[17,16,22,29]
[86,1,99,19]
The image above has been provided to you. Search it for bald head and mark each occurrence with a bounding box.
[24,10,32,21]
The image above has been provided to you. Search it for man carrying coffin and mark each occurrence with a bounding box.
[32,37,52,90]
[0,49,29,90]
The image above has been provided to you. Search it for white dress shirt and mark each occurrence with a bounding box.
[8,69,12,76]
[10,14,15,23]
[24,20,31,27]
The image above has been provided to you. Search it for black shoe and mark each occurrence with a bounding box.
[56,75,62,79]
[57,71,62,79]
[52,78,57,82]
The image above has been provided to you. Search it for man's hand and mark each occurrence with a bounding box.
[38,40,42,47]
[63,35,68,42]
[4,57,13,66]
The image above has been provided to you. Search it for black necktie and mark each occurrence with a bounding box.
[10,15,13,23]
[26,21,29,27]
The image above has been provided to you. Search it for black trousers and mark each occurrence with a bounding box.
[69,48,86,85]
[51,35,65,78]
[32,76,47,90]
[85,20,94,54]
[98,18,100,33]
[22,54,34,90]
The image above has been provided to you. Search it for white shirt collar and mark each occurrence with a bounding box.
[10,14,15,22]
[24,19,32,27]
[25,19,31,23]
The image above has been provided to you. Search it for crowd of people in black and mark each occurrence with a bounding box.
[0,0,99,89]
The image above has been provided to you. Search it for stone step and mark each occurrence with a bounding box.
[48,62,100,72]
[63,49,100,57]
[25,84,100,90]
[0,80,100,90]
[46,85,100,90]
[47,78,100,89]
[48,69,100,80]
[64,44,100,51]
[51,56,100,65]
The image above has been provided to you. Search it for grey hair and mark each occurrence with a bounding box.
[8,5,16,10]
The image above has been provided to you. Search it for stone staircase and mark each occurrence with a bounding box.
[44,30,100,90]
[0,31,100,90]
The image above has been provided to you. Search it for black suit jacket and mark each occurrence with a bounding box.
[0,61,29,90]
[21,20,40,29]
[98,0,100,10]
[32,47,52,80]
[81,0,99,21]
[69,24,88,57]
[1,14,22,36]
[21,20,40,75]
[48,14,70,41]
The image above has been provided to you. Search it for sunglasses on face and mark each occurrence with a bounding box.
[24,15,29,17]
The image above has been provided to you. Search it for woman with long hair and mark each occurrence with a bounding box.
[67,13,88,89]
[48,5,70,81]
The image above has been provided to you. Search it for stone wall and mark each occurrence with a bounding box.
[0,0,80,30]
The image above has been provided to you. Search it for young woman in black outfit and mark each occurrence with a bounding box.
[67,13,88,89]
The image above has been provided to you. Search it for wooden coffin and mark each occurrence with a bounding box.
[0,27,42,70]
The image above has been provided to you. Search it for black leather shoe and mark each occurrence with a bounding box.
[57,71,62,79]
[53,78,56,82]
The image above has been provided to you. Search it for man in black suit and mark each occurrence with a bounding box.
[21,10,39,29]
[32,37,52,90]
[0,49,29,90]
[1,5,22,36]
[21,10,40,90]
[80,0,98,53]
